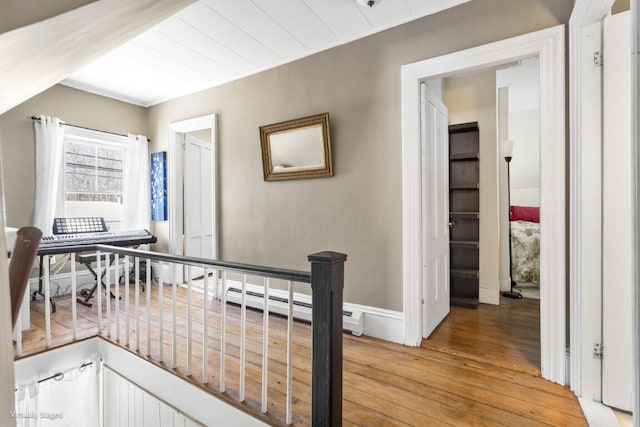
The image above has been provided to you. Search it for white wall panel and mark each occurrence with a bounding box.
[103,368,203,427]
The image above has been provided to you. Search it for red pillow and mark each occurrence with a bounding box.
[510,205,539,223]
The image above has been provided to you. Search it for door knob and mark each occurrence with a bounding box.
[448,220,455,229]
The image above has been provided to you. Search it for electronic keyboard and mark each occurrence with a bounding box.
[39,229,156,253]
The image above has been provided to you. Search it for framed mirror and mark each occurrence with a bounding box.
[259,113,333,181]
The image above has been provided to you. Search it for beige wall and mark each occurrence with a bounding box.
[0,84,147,229]
[443,70,500,304]
[148,0,572,310]
[612,0,630,14]
[497,89,511,292]
[0,0,96,34]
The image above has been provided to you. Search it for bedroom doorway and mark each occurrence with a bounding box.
[439,59,542,371]
[496,58,541,300]
[401,25,565,384]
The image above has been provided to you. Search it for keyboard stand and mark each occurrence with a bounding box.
[34,255,56,313]
[76,253,118,307]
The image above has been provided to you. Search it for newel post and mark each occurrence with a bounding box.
[308,251,347,427]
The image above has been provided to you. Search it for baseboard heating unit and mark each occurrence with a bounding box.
[225,284,363,336]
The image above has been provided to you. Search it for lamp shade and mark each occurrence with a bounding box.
[501,140,515,159]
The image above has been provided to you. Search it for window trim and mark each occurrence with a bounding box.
[63,126,128,224]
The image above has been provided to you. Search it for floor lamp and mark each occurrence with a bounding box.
[502,140,522,299]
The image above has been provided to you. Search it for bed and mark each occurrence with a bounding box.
[510,206,540,284]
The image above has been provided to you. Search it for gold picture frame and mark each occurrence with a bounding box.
[259,113,333,181]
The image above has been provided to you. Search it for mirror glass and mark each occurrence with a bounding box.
[260,113,332,181]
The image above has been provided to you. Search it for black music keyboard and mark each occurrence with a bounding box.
[39,229,156,253]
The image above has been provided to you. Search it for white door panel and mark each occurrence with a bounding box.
[602,10,632,411]
[422,82,450,338]
[184,134,214,279]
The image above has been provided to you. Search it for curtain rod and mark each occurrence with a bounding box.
[30,116,150,142]
[37,361,94,385]
[14,361,94,391]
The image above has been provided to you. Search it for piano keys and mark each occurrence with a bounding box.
[38,229,157,254]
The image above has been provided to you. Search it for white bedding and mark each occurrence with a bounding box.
[510,220,540,284]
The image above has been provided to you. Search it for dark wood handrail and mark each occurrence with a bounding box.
[38,244,311,283]
[10,226,42,328]
[309,251,347,426]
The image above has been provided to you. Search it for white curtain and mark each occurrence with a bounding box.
[33,116,65,234]
[14,381,37,427]
[122,134,150,231]
[14,356,100,426]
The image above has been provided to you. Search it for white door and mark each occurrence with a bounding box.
[421,82,450,338]
[184,134,214,279]
[601,11,633,411]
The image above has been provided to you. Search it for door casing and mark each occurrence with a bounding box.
[401,26,566,385]
[168,115,218,273]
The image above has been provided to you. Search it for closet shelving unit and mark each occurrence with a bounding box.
[448,122,480,308]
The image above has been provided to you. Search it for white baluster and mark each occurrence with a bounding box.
[262,277,270,413]
[286,280,293,425]
[187,265,193,377]
[71,253,77,340]
[203,268,209,384]
[220,270,227,393]
[115,254,120,342]
[106,254,111,337]
[172,263,177,369]
[44,255,51,348]
[158,263,164,363]
[135,257,140,352]
[240,273,247,402]
[124,256,130,347]
[96,251,102,335]
[146,259,151,357]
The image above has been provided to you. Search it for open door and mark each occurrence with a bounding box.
[601,10,633,411]
[421,82,451,338]
[184,133,214,279]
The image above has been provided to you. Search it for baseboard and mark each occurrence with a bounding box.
[479,286,500,305]
[343,302,404,344]
[29,270,95,297]
[149,261,171,283]
[216,279,404,344]
[578,398,620,427]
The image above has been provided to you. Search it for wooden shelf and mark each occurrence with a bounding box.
[450,152,479,160]
[451,269,479,279]
[450,184,479,190]
[448,122,479,134]
[450,296,479,309]
[450,241,479,248]
[449,211,479,218]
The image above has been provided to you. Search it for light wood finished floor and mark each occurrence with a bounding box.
[17,284,585,426]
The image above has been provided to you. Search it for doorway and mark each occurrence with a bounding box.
[401,26,566,385]
[168,114,218,281]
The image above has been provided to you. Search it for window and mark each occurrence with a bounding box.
[63,127,127,229]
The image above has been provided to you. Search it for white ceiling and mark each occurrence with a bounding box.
[62,0,470,107]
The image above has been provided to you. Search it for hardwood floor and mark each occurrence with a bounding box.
[17,285,584,426]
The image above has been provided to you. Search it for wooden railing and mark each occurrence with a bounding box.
[17,245,346,426]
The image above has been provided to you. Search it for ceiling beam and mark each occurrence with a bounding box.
[0,0,196,115]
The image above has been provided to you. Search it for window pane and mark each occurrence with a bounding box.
[64,137,125,207]
[66,172,95,193]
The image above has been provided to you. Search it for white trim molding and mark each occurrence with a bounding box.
[568,0,616,398]
[631,0,640,422]
[168,114,219,260]
[345,302,404,344]
[401,26,566,385]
